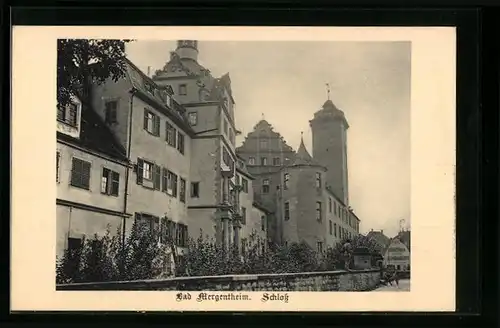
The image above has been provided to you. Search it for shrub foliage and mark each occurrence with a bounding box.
[56,223,379,284]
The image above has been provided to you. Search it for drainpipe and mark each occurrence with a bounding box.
[122,88,136,246]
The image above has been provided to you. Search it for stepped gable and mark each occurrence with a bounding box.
[290,134,323,167]
[236,119,295,154]
[153,51,232,104]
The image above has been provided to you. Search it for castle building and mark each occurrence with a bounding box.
[56,40,269,265]
[56,40,360,263]
[236,100,361,252]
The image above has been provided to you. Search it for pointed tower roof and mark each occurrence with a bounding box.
[310,98,349,129]
[291,132,324,167]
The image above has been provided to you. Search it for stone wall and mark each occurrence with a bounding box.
[57,269,381,291]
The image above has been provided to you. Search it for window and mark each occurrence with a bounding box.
[144,81,155,95]
[176,223,189,247]
[329,220,333,235]
[67,237,82,253]
[166,122,177,147]
[241,207,247,225]
[248,157,256,165]
[259,139,267,149]
[315,172,322,188]
[136,159,161,189]
[70,158,91,190]
[260,157,267,166]
[334,223,337,237]
[262,179,270,193]
[315,201,322,221]
[177,132,185,154]
[144,109,160,136]
[105,100,118,124]
[235,174,240,186]
[261,216,266,231]
[334,203,338,216]
[180,178,186,203]
[273,157,281,166]
[223,119,229,135]
[163,169,178,197]
[284,202,290,221]
[188,112,198,126]
[57,103,78,126]
[284,173,289,190]
[317,241,323,254]
[328,198,332,213]
[190,182,200,198]
[101,168,120,196]
[241,178,248,193]
[179,84,187,95]
[56,152,61,182]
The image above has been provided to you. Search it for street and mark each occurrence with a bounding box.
[374,279,410,291]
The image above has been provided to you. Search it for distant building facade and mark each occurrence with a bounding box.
[236,102,361,252]
[383,237,410,270]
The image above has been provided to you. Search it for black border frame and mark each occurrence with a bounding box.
[4,4,496,327]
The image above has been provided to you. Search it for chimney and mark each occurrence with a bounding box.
[371,229,373,232]
[147,66,151,77]
[381,229,384,235]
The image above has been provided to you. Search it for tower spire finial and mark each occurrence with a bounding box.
[326,83,331,100]
[261,113,265,120]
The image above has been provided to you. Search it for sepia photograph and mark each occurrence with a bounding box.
[11,26,455,312]
[54,39,410,292]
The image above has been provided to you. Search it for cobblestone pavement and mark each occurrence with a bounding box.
[374,279,410,291]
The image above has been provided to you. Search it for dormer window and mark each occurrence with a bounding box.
[57,103,78,127]
[248,157,255,165]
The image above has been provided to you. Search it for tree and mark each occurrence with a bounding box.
[323,234,381,270]
[56,221,170,284]
[57,38,132,110]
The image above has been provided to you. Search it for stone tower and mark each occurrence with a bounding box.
[309,99,350,205]
[281,134,327,248]
[175,40,199,61]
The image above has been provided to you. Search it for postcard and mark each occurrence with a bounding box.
[11,26,456,312]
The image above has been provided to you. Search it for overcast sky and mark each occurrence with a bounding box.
[126,40,411,237]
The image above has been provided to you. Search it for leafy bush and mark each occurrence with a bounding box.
[56,221,171,284]
[57,224,381,284]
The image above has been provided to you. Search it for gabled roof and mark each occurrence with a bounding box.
[237,119,295,154]
[124,57,194,136]
[153,51,235,104]
[57,106,127,162]
[366,230,391,251]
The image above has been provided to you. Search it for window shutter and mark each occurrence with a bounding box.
[143,110,149,130]
[111,171,120,196]
[136,158,144,185]
[154,165,161,190]
[154,115,160,136]
[162,168,168,192]
[173,128,177,147]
